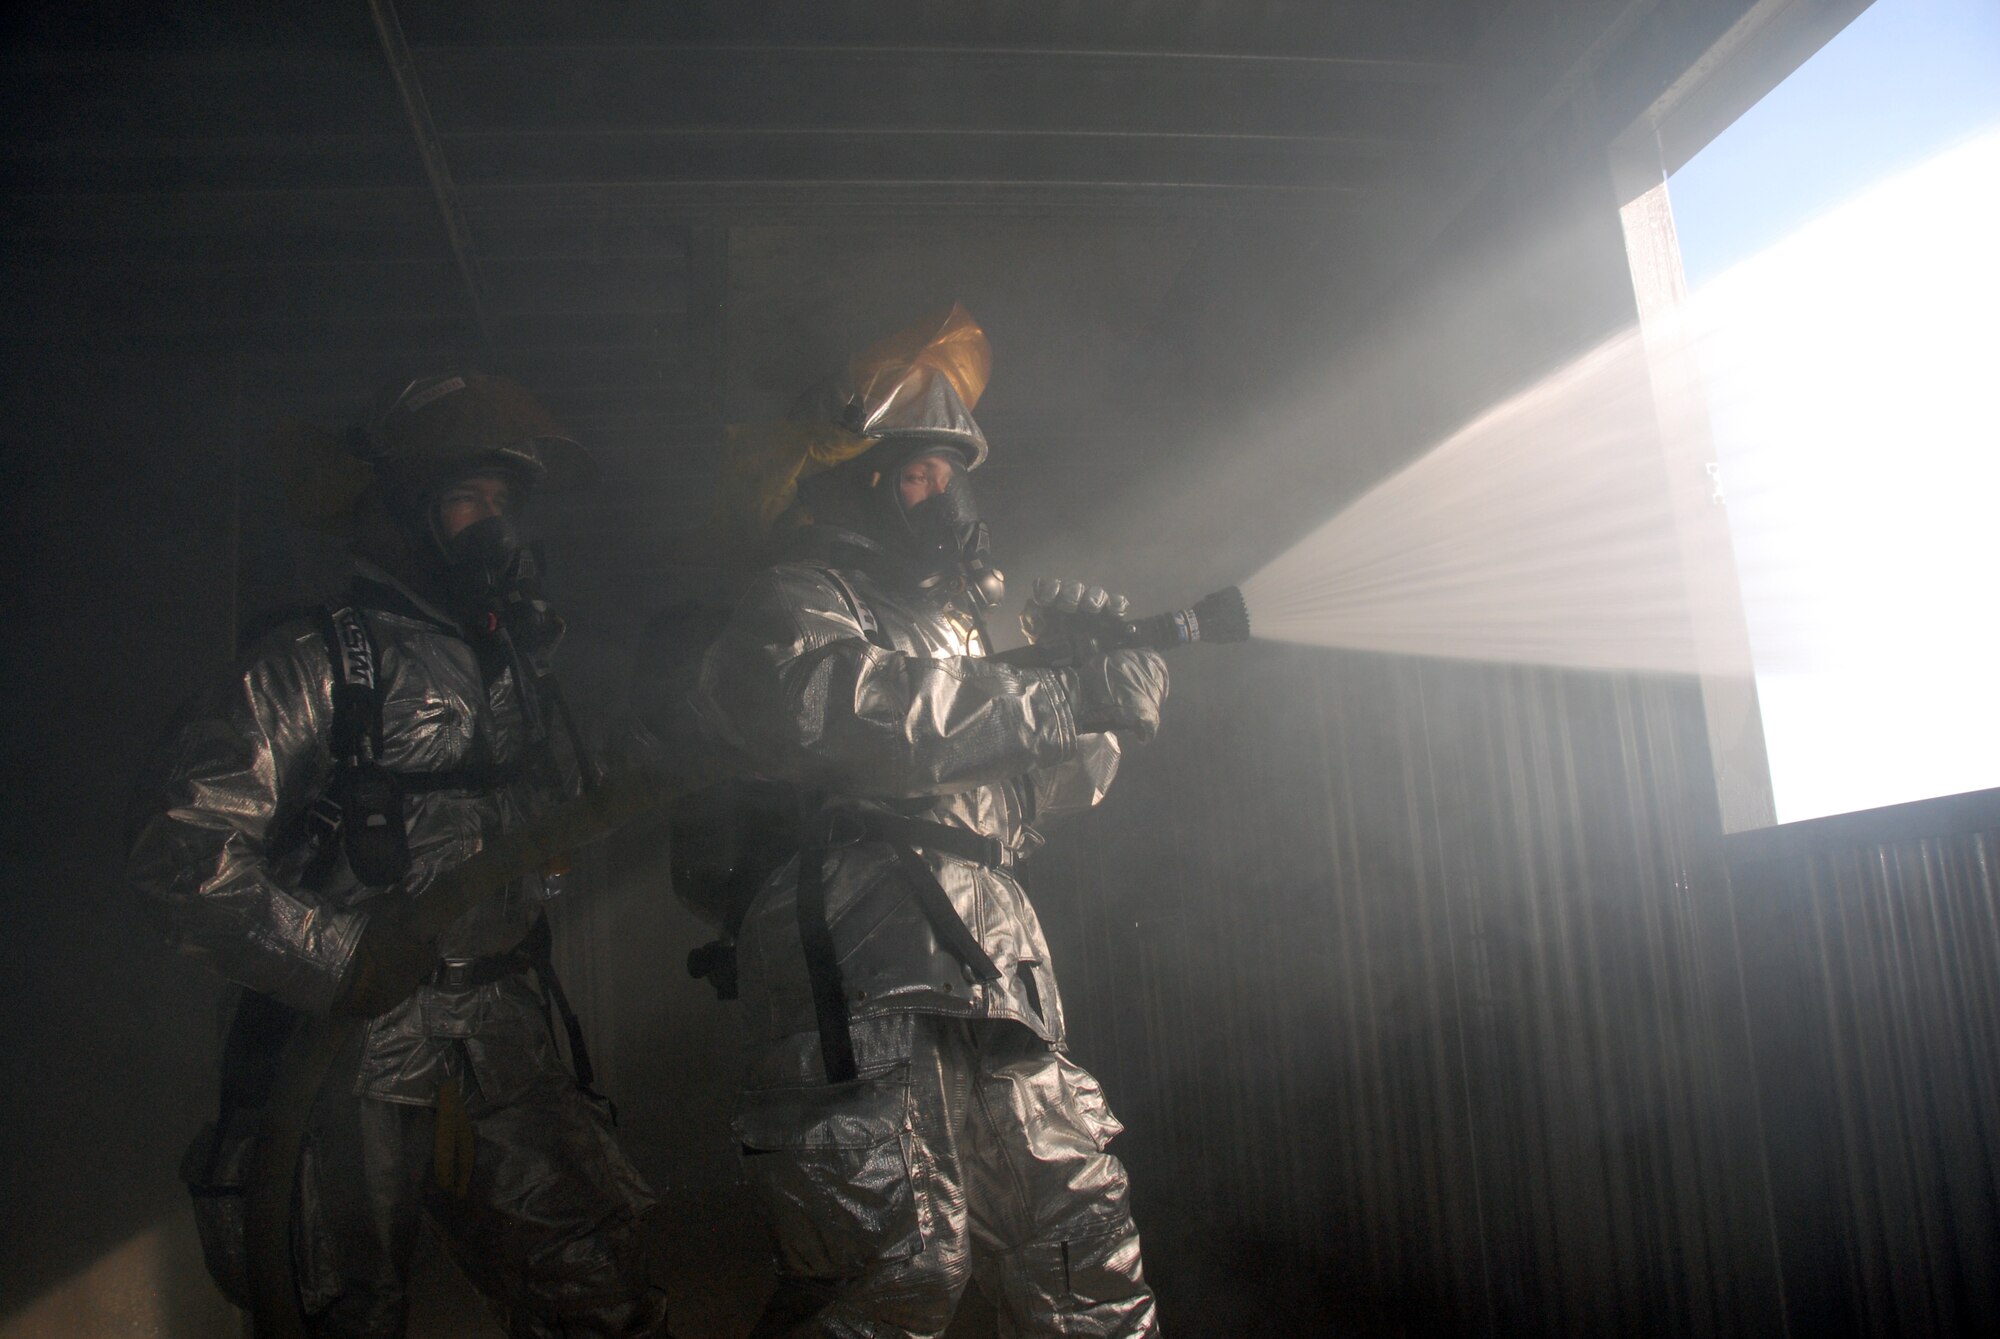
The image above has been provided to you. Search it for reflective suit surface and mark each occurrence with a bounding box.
[699,559,1158,1338]
[128,567,663,1338]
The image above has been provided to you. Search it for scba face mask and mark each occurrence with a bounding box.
[884,449,1004,608]
[440,513,563,649]
[442,510,522,591]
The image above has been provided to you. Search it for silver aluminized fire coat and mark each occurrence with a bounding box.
[699,560,1158,1336]
[128,565,663,1336]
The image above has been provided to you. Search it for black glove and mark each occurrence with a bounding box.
[331,900,438,1018]
[1022,577,1131,646]
[1065,647,1169,743]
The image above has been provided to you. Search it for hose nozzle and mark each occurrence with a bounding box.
[990,585,1250,669]
[1122,586,1251,650]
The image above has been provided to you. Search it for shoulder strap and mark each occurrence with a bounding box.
[300,604,375,888]
[309,603,417,888]
[302,599,547,889]
[314,602,536,791]
[316,603,384,763]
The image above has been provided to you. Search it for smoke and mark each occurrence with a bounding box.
[1242,126,2000,712]
[1240,324,1713,675]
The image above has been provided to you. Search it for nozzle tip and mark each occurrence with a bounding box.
[1193,586,1251,643]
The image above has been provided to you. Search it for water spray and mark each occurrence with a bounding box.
[990,586,1251,668]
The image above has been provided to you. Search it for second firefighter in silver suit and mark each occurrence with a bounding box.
[128,375,666,1337]
[687,306,1168,1336]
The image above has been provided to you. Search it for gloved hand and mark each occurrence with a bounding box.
[1066,647,1169,743]
[1022,577,1130,646]
[331,899,438,1018]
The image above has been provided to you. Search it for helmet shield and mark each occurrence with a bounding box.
[787,304,993,469]
[713,304,1000,603]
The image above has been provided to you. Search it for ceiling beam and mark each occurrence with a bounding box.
[5,42,1460,81]
[418,44,1447,142]
[3,127,1417,196]
[3,43,1454,144]
[416,40,1462,77]
[5,178,1375,254]
[367,0,490,344]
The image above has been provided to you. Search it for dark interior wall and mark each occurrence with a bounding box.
[1,351,247,1332]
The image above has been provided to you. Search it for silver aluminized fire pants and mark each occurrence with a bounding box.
[295,1038,666,1338]
[738,1017,1157,1338]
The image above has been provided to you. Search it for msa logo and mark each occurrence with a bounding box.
[330,608,375,692]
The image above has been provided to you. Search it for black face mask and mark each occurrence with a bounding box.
[441,514,563,649]
[899,468,976,563]
[881,452,1004,608]
[443,511,519,586]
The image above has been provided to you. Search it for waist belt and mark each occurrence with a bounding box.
[797,814,1008,1085]
[424,923,611,1118]
[849,812,1013,869]
[427,951,533,990]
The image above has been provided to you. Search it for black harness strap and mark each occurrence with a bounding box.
[303,598,543,886]
[521,916,616,1120]
[856,814,1007,985]
[795,567,879,1086]
[795,844,858,1084]
[861,812,1009,871]
[884,841,1004,985]
[796,811,1011,1084]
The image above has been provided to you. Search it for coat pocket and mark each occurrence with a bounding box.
[735,1068,927,1278]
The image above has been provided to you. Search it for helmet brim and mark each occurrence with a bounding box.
[378,374,599,495]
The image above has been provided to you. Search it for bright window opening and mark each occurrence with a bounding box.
[1642,0,2000,828]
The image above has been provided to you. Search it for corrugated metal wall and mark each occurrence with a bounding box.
[1022,645,1759,1333]
[1732,827,2000,1336]
[1000,643,1999,1335]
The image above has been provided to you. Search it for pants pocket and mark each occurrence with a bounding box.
[1051,1054,1125,1151]
[736,1069,927,1280]
[180,1121,253,1309]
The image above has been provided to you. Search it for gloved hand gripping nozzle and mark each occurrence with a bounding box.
[991,582,1250,670]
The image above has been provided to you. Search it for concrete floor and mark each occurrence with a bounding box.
[406,1182,1002,1338]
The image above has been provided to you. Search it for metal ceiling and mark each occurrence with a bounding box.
[1,0,1709,610]
[0,2,1660,362]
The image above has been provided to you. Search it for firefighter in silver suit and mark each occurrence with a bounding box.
[694,307,1167,1336]
[126,375,667,1337]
